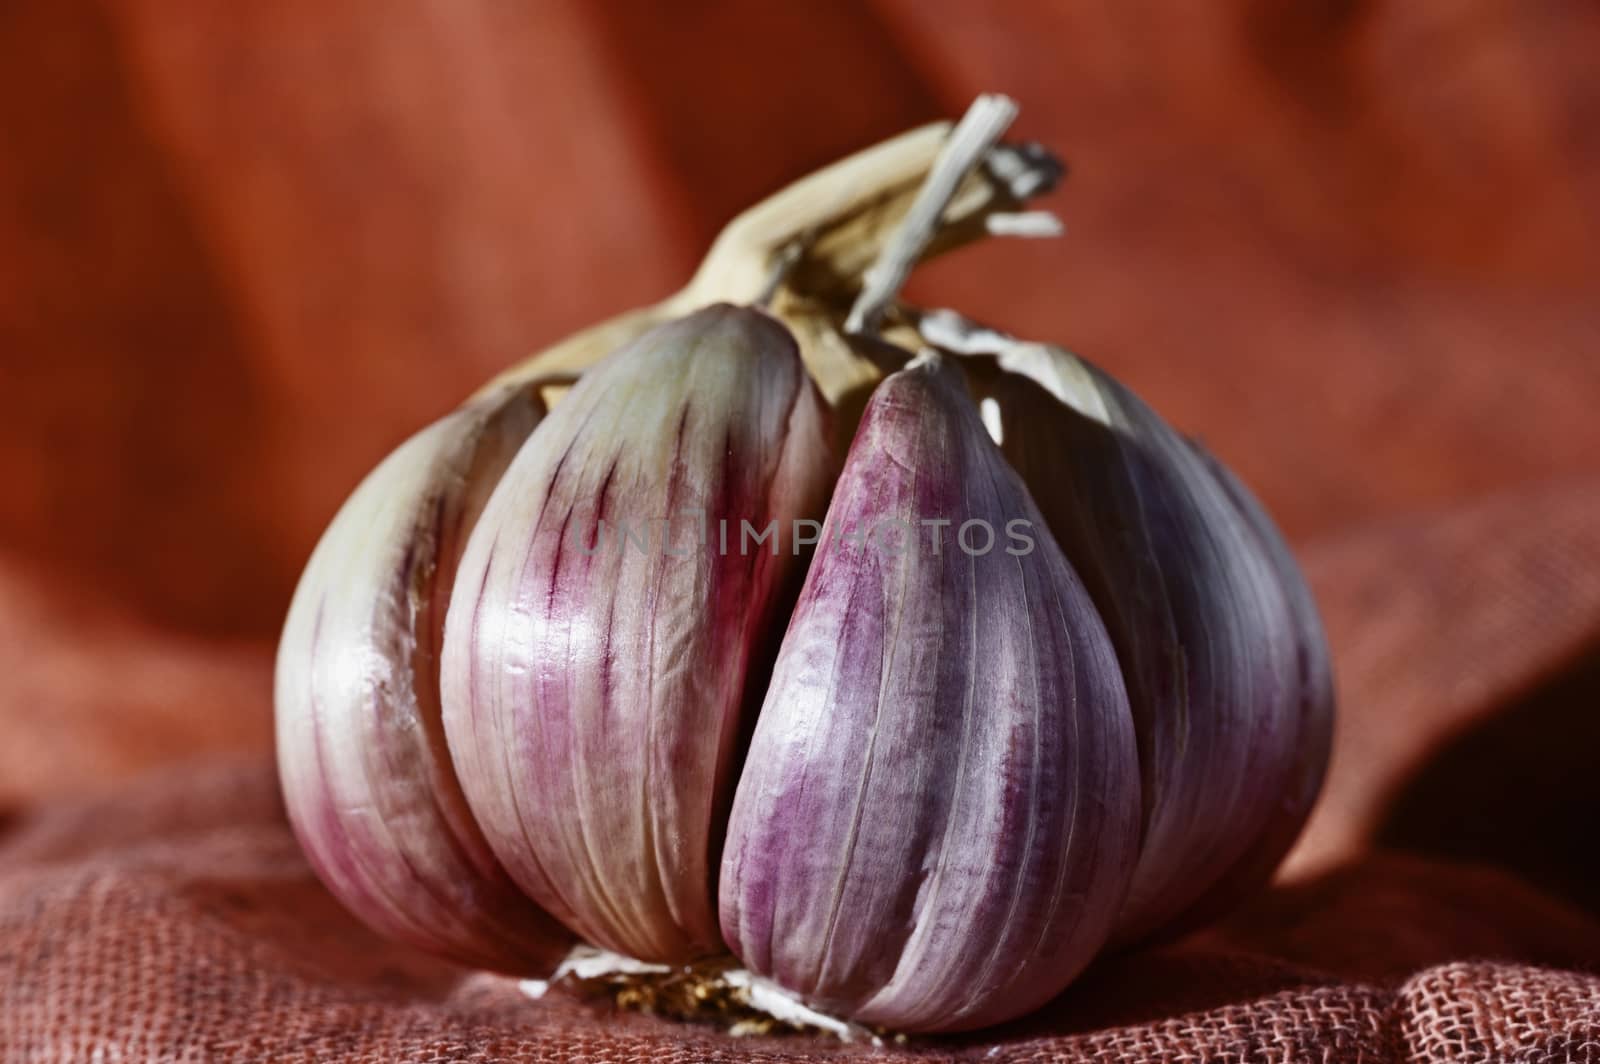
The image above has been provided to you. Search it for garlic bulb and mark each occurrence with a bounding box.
[719,352,1141,1031]
[274,95,1334,1033]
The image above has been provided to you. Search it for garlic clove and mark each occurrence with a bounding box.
[441,304,832,964]
[1161,440,1335,933]
[274,382,572,974]
[973,342,1318,943]
[719,351,1142,1032]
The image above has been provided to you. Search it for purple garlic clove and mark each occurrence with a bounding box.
[1160,439,1335,935]
[441,304,833,963]
[719,350,1142,1032]
[975,341,1327,943]
[275,383,573,974]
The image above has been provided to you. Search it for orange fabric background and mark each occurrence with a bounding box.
[2,2,1599,1060]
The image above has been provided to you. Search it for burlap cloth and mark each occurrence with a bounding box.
[3,2,1599,1060]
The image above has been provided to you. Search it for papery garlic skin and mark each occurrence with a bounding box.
[978,344,1317,943]
[275,384,572,974]
[719,352,1141,1032]
[442,304,832,964]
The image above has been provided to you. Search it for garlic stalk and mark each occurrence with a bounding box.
[480,97,1062,412]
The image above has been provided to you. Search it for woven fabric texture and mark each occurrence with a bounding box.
[3,1,1600,1060]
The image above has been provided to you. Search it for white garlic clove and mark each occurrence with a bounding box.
[719,351,1142,1032]
[441,304,833,963]
[275,382,572,973]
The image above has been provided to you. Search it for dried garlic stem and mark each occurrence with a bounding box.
[845,94,1021,335]
[486,96,1063,400]
[754,238,807,309]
